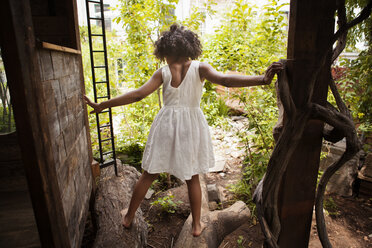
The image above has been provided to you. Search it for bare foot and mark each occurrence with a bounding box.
[192,221,206,237]
[121,208,133,228]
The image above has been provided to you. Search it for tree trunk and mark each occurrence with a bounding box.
[93,160,148,248]
[277,1,336,246]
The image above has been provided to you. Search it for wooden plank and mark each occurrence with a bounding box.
[277,0,337,247]
[0,1,71,247]
[0,133,40,247]
[39,41,81,55]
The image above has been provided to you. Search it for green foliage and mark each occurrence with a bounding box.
[323,196,339,216]
[117,143,144,169]
[0,50,16,134]
[338,52,372,136]
[150,194,183,214]
[201,82,230,125]
[202,0,287,74]
[344,0,372,51]
[336,0,372,141]
[237,235,245,248]
[207,0,288,210]
[181,0,216,34]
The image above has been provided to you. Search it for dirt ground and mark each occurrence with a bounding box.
[82,163,372,248]
[82,117,372,247]
[138,157,372,248]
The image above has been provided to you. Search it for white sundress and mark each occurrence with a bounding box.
[141,61,215,180]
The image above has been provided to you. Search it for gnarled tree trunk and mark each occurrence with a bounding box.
[253,0,371,247]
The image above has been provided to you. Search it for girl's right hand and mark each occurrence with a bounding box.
[262,62,284,85]
[83,95,104,114]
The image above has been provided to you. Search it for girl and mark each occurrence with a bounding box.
[84,24,283,237]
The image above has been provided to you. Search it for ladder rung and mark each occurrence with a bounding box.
[89,17,103,20]
[100,110,110,114]
[88,0,101,3]
[100,160,115,169]
[101,137,113,142]
[99,124,111,129]
[103,151,113,155]
[92,50,105,53]
[93,66,106,69]
[94,81,107,84]
[91,34,103,36]
[97,96,109,99]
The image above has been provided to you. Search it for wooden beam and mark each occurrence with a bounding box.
[38,41,81,54]
[0,1,70,247]
[277,0,337,247]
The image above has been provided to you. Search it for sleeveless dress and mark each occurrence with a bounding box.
[141,61,215,180]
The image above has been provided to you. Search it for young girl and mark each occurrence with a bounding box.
[84,24,282,237]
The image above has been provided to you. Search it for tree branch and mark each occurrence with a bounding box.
[277,60,296,117]
[311,102,360,248]
[332,0,348,62]
[332,0,372,44]
[328,77,350,117]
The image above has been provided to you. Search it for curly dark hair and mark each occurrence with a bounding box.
[153,24,202,61]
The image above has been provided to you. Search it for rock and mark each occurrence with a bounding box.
[174,201,251,248]
[217,185,227,203]
[219,172,225,178]
[208,201,219,211]
[145,188,154,199]
[93,160,147,248]
[209,159,225,173]
[319,144,361,197]
[207,184,221,203]
[359,153,372,181]
[231,116,245,121]
[231,151,240,158]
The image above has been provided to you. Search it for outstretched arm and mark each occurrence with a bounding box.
[199,62,283,87]
[84,68,163,114]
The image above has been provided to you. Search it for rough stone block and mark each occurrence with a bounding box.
[51,51,65,79]
[51,79,63,106]
[38,50,54,81]
[62,176,76,223]
[207,183,221,203]
[59,75,72,99]
[63,125,75,151]
[320,142,361,196]
[67,198,79,246]
[47,111,60,139]
[359,153,372,181]
[56,134,67,167]
[58,154,71,188]
[58,103,69,131]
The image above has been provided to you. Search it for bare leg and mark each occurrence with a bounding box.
[186,174,203,237]
[123,171,158,228]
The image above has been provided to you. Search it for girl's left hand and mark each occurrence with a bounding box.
[263,62,284,85]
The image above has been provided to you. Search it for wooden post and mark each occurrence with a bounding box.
[0,1,70,247]
[277,0,337,246]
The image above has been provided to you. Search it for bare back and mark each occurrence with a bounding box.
[166,59,193,88]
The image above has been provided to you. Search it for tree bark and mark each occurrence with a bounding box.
[174,201,251,248]
[277,1,337,247]
[93,160,148,248]
[174,176,251,248]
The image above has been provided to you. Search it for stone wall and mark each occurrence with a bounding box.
[37,49,92,247]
